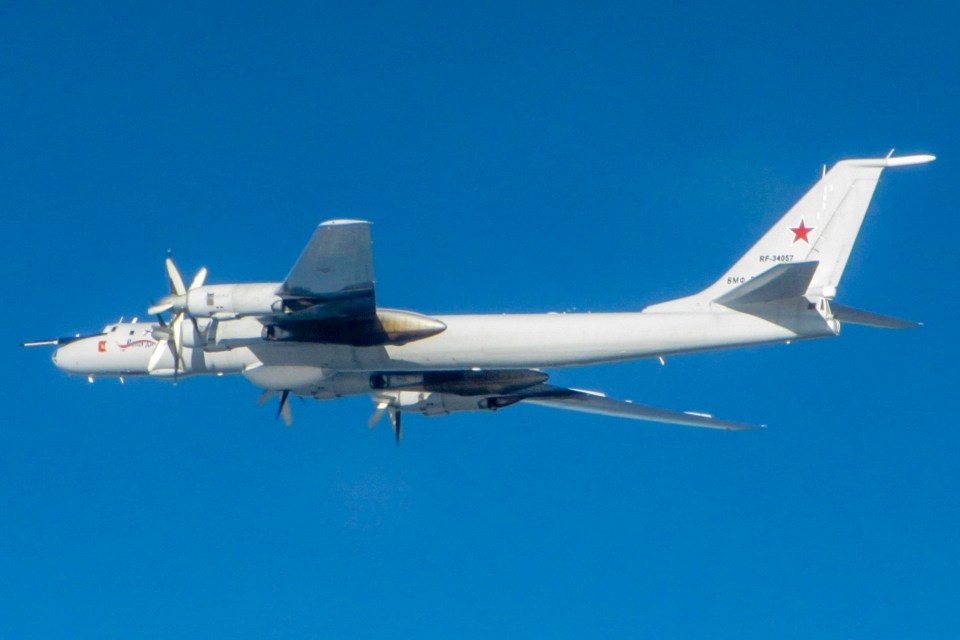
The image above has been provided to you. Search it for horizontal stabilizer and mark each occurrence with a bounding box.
[830,302,920,329]
[714,261,818,307]
[518,385,761,430]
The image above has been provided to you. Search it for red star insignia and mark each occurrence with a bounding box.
[789,219,815,243]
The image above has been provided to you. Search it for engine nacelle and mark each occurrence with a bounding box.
[370,369,548,395]
[385,391,520,416]
[180,283,282,319]
[243,368,373,398]
[207,316,269,350]
[157,316,265,351]
[243,365,329,394]
[180,318,206,349]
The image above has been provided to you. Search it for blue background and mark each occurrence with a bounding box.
[2,1,957,637]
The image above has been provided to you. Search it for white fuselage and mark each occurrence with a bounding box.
[37,154,932,427]
[52,301,837,397]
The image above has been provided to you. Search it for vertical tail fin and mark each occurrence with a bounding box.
[646,153,935,312]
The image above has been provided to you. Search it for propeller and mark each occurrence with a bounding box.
[369,398,402,444]
[148,255,207,315]
[146,254,207,380]
[257,389,294,426]
[147,313,179,376]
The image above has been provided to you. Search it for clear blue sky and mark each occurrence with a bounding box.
[2,1,958,637]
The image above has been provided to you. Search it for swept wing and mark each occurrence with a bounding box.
[264,221,446,345]
[279,219,376,314]
[372,374,761,431]
[516,384,760,430]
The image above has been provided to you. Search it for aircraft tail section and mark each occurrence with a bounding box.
[712,261,818,307]
[646,153,934,312]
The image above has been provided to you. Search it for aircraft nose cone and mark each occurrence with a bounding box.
[52,340,85,373]
[53,344,71,371]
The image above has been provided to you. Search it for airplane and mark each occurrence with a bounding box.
[24,152,934,442]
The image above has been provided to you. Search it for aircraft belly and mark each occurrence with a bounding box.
[242,341,392,371]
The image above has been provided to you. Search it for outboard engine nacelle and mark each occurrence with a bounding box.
[386,391,522,416]
[370,369,548,395]
[182,283,282,318]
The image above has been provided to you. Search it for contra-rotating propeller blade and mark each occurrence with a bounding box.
[390,409,402,445]
[148,254,209,314]
[165,254,186,296]
[369,397,402,444]
[257,389,294,426]
[145,254,208,379]
[188,266,208,291]
[368,400,390,428]
[147,300,173,315]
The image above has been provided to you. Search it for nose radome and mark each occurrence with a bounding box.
[52,344,72,372]
[52,340,84,373]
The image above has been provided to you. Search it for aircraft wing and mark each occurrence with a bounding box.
[516,384,761,430]
[266,220,446,346]
[280,219,375,308]
[267,219,378,333]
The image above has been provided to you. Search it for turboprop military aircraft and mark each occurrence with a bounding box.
[25,152,934,441]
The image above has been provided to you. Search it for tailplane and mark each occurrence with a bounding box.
[828,303,920,329]
[646,152,934,312]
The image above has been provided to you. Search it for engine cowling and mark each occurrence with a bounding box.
[385,391,521,416]
[370,369,547,395]
[153,316,265,351]
[180,283,282,318]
